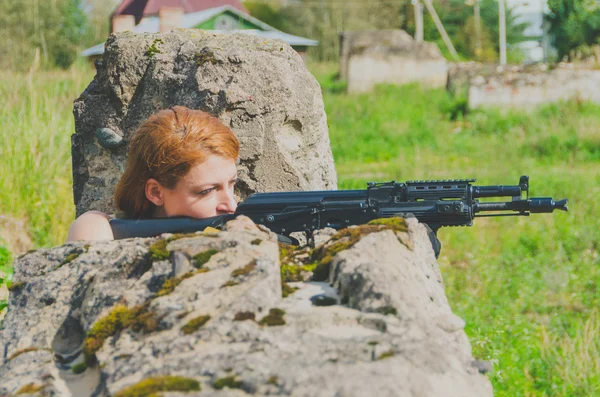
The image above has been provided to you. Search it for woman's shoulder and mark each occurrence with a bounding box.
[66,211,114,242]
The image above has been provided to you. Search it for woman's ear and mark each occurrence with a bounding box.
[145,178,165,206]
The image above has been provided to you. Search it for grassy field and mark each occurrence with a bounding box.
[1,64,599,396]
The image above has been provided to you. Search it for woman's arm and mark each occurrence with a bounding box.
[66,211,114,242]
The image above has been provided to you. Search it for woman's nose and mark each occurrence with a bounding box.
[217,189,237,214]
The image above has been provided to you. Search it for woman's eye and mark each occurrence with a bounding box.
[196,188,214,196]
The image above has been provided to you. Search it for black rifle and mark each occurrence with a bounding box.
[109,175,568,246]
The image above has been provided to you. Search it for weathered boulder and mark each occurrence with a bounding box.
[72,30,337,216]
[0,217,492,397]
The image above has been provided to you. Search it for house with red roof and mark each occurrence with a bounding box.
[82,0,317,60]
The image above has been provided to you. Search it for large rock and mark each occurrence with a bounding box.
[0,217,492,396]
[72,30,337,216]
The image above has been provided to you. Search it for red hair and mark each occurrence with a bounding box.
[114,106,239,219]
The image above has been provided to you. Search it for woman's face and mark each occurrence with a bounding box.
[153,155,238,219]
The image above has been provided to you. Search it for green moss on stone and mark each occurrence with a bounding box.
[258,308,286,327]
[378,351,396,360]
[195,48,219,66]
[145,38,163,57]
[7,281,25,292]
[15,383,45,395]
[72,362,88,374]
[250,239,262,245]
[156,270,199,297]
[167,233,197,241]
[83,304,158,358]
[149,239,170,261]
[181,315,211,335]
[281,282,298,298]
[129,308,160,334]
[84,305,134,356]
[192,249,218,268]
[231,260,257,277]
[57,245,89,269]
[157,277,182,297]
[8,347,40,361]
[220,280,239,288]
[114,376,200,397]
[213,375,242,390]
[310,218,408,282]
[267,375,279,385]
[376,306,398,316]
[233,312,255,321]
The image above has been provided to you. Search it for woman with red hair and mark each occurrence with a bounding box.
[67,106,240,241]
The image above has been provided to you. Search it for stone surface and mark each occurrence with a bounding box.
[0,217,492,397]
[339,30,448,93]
[72,29,337,216]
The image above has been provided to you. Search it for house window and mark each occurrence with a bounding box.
[215,15,238,31]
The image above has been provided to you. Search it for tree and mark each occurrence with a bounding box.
[546,0,600,60]
[250,0,528,62]
[52,0,89,68]
[402,0,528,61]
[0,0,89,70]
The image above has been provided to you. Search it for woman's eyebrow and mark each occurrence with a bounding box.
[192,174,238,189]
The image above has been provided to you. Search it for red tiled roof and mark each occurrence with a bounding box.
[114,0,248,23]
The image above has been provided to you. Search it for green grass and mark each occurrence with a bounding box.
[0,68,93,247]
[313,63,600,396]
[1,63,599,395]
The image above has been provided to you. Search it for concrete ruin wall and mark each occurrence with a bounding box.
[340,30,448,93]
[448,62,600,109]
[0,216,493,397]
[72,30,337,217]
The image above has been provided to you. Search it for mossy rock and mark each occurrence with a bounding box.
[156,271,197,297]
[181,315,211,335]
[145,38,163,57]
[57,245,89,269]
[220,280,239,288]
[7,281,25,292]
[193,249,218,268]
[258,308,286,326]
[149,239,170,261]
[8,347,40,361]
[376,306,398,316]
[213,375,242,390]
[156,277,182,297]
[231,260,257,277]
[114,375,200,397]
[15,383,45,395]
[233,311,256,321]
[83,304,158,358]
[195,48,220,66]
[377,350,396,360]
[310,217,409,282]
[281,282,298,298]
